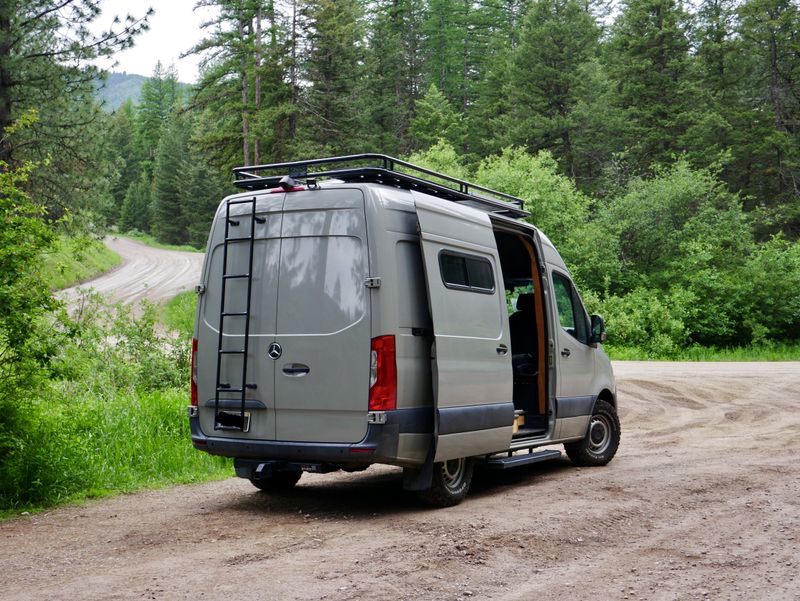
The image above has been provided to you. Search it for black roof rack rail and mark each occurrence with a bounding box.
[232,153,529,219]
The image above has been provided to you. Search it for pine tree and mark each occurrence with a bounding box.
[362,0,424,154]
[737,0,800,236]
[108,101,141,209]
[120,172,152,233]
[190,0,295,166]
[0,1,150,215]
[507,0,601,177]
[296,0,367,155]
[136,62,181,171]
[606,0,694,168]
[151,114,189,244]
[409,84,464,150]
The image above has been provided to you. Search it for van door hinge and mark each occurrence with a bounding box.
[195,284,206,295]
[364,277,382,289]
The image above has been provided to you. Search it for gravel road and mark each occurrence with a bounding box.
[58,237,204,305]
[2,361,798,600]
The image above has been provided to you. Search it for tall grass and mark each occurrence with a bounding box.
[605,341,800,361]
[163,291,197,338]
[40,234,121,290]
[0,296,228,514]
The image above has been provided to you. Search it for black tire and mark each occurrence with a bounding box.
[249,470,302,492]
[417,457,474,507]
[564,399,620,466]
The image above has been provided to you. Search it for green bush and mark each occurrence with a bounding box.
[0,295,228,511]
[595,287,695,358]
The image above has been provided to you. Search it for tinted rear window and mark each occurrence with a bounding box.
[438,251,495,294]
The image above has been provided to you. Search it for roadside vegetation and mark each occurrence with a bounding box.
[0,292,229,514]
[41,234,121,290]
[2,0,800,514]
[121,230,203,253]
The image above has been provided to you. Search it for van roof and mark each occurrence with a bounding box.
[232,153,530,220]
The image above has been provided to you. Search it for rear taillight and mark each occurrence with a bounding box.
[191,337,198,407]
[369,335,396,411]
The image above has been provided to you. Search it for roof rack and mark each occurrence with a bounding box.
[232,153,529,219]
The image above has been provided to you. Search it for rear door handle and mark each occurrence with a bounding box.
[496,344,508,355]
[282,363,310,376]
[561,348,571,357]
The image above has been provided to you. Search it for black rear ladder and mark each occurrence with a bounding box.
[213,196,265,431]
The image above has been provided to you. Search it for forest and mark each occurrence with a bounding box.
[0,0,798,507]
[5,0,799,350]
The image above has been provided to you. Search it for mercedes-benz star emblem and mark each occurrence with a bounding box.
[267,342,282,360]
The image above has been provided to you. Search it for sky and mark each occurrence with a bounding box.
[92,0,217,83]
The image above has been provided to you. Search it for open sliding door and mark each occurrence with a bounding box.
[414,193,514,462]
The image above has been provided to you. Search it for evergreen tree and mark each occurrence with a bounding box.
[190,0,295,166]
[737,0,800,236]
[108,101,141,209]
[0,1,150,216]
[363,0,424,154]
[409,84,464,150]
[151,114,189,244]
[119,172,152,233]
[606,0,694,169]
[136,62,181,171]
[296,0,367,155]
[507,0,601,177]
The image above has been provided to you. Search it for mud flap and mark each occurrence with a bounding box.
[402,435,436,491]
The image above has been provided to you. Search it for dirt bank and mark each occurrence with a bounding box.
[1,362,798,600]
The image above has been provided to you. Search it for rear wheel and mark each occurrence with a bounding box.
[417,457,474,507]
[564,399,620,466]
[249,470,302,492]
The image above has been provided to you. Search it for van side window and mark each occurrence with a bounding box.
[439,251,495,294]
[552,272,589,344]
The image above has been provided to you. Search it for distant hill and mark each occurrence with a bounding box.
[95,72,148,111]
[95,72,191,112]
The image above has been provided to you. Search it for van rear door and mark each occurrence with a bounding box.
[414,194,514,461]
[273,188,371,443]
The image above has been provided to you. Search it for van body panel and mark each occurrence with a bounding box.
[273,188,370,443]
[196,193,285,441]
[413,194,514,462]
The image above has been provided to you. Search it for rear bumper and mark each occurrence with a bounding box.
[189,407,432,465]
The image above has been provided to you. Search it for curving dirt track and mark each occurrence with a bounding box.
[58,237,204,306]
[1,362,799,600]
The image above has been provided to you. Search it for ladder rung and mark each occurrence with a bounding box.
[225,236,253,242]
[223,273,250,279]
[227,198,257,206]
[221,311,248,317]
[219,350,245,355]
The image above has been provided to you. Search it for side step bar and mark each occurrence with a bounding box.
[486,449,562,470]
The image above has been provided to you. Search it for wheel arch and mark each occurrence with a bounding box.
[594,388,616,411]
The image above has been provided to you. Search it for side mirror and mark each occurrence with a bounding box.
[590,314,607,346]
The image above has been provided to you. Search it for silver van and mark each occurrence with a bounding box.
[188,154,619,506]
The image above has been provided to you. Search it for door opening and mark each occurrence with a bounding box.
[493,230,549,438]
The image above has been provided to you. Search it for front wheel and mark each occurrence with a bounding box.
[417,457,474,507]
[564,399,620,466]
[249,470,302,492]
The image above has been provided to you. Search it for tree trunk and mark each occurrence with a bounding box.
[0,4,13,163]
[289,0,298,140]
[254,7,262,165]
[239,15,251,166]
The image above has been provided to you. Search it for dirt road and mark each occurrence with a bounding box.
[59,237,204,305]
[2,362,798,600]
